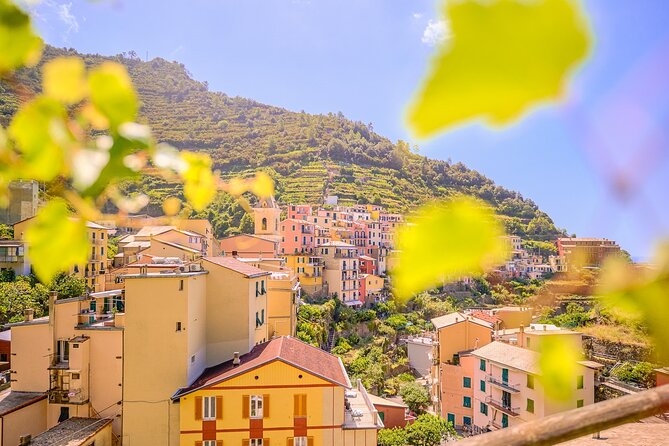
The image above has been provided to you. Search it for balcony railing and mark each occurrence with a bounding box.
[487,375,520,393]
[0,255,22,262]
[486,396,520,417]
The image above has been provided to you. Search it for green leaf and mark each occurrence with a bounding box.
[392,197,509,301]
[24,200,90,283]
[0,0,43,74]
[180,152,216,211]
[407,0,591,138]
[8,97,68,182]
[43,57,87,104]
[87,62,138,127]
[539,336,580,401]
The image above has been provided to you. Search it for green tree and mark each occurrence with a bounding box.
[0,224,13,240]
[50,272,86,299]
[405,414,457,446]
[0,278,48,324]
[399,381,430,414]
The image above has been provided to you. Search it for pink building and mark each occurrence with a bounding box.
[287,204,312,220]
[359,255,377,275]
[280,219,317,255]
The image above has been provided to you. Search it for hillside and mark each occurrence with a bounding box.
[0,46,565,240]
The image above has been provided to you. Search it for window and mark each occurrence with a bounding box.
[502,368,509,383]
[203,441,216,446]
[527,374,534,389]
[58,406,70,423]
[294,394,307,417]
[577,375,584,389]
[203,396,217,420]
[502,413,508,428]
[480,402,488,415]
[577,399,584,408]
[71,373,80,380]
[463,377,471,388]
[250,395,263,418]
[480,380,486,392]
[526,398,534,413]
[0,353,7,362]
[463,416,471,426]
[261,218,267,231]
[256,282,259,297]
[502,391,511,408]
[294,437,308,446]
[480,359,486,371]
[176,322,182,332]
[463,396,471,408]
[179,280,184,291]
[251,439,263,446]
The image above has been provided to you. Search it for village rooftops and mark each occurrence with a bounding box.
[366,393,408,409]
[431,312,493,330]
[319,241,356,248]
[472,341,541,374]
[29,417,113,446]
[0,390,46,417]
[173,336,351,399]
[524,323,582,335]
[203,256,271,278]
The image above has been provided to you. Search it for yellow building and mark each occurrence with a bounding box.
[320,242,361,306]
[13,218,109,292]
[282,254,325,295]
[174,336,382,446]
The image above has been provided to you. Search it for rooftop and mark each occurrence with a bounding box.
[135,225,175,237]
[560,420,669,445]
[367,393,407,409]
[431,312,493,330]
[30,417,113,446]
[472,341,541,374]
[152,239,202,254]
[173,336,351,398]
[320,241,356,248]
[0,390,46,416]
[203,256,271,278]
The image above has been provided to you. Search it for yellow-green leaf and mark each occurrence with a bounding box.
[407,0,591,138]
[539,336,581,401]
[43,57,87,104]
[392,197,509,301]
[88,62,138,127]
[8,97,68,181]
[0,0,43,73]
[251,172,275,198]
[180,152,216,211]
[24,200,90,283]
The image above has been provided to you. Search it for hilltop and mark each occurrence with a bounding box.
[0,46,565,240]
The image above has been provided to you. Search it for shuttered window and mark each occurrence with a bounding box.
[293,394,307,417]
[203,396,216,420]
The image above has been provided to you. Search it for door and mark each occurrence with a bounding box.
[502,368,509,383]
[463,416,471,426]
[502,414,508,428]
[502,391,511,408]
[447,413,455,426]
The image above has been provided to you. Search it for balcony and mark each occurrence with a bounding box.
[486,396,520,417]
[487,375,520,393]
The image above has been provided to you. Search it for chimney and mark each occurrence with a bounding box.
[24,308,34,322]
[519,324,525,347]
[18,434,32,445]
[232,352,241,367]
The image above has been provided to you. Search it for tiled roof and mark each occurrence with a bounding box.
[153,239,201,253]
[173,336,351,398]
[471,341,541,374]
[469,311,502,325]
[0,390,46,416]
[431,312,493,330]
[85,221,108,230]
[135,226,176,237]
[203,256,271,277]
[30,417,113,445]
[367,393,407,409]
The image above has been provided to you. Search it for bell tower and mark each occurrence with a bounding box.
[252,196,281,242]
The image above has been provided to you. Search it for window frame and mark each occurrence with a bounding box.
[203,395,216,421]
[251,439,263,446]
[250,395,264,418]
[526,398,534,414]
[463,396,472,408]
[294,437,308,446]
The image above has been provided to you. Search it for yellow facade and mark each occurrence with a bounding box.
[178,360,378,446]
[282,254,324,294]
[266,273,298,338]
[0,396,47,446]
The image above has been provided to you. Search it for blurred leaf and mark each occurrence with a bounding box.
[180,152,216,211]
[88,62,138,127]
[25,200,89,283]
[162,197,182,216]
[539,336,580,401]
[71,148,110,191]
[43,57,87,104]
[0,0,43,73]
[393,197,509,300]
[407,0,591,138]
[251,172,275,198]
[80,103,109,130]
[597,246,669,363]
[8,97,68,181]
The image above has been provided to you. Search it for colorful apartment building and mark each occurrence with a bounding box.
[173,336,382,446]
[358,255,377,275]
[471,341,601,432]
[220,234,280,258]
[280,219,318,255]
[556,237,621,268]
[283,254,325,295]
[320,242,361,306]
[287,204,312,221]
[359,274,384,304]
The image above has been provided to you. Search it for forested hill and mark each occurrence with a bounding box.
[0,46,565,241]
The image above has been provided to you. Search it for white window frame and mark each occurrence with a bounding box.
[203,396,216,420]
[294,437,308,446]
[251,439,263,446]
[204,441,216,446]
[250,395,263,418]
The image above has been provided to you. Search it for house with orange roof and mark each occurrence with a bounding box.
[173,336,382,446]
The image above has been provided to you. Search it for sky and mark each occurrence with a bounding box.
[23,0,669,260]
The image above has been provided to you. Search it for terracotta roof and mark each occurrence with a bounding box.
[203,256,271,278]
[85,221,108,230]
[471,341,541,374]
[220,233,278,243]
[135,225,176,237]
[173,336,351,398]
[431,312,493,330]
[469,311,502,325]
[153,239,201,253]
[359,255,376,261]
[367,393,407,409]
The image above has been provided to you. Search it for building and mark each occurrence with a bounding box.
[0,390,47,446]
[282,254,325,295]
[0,180,38,226]
[367,394,412,429]
[0,330,10,373]
[28,417,113,446]
[287,204,312,221]
[406,336,434,377]
[471,341,600,432]
[320,242,361,306]
[173,336,382,446]
[358,255,377,275]
[0,240,30,277]
[280,219,319,255]
[359,274,384,305]
[557,238,621,268]
[252,196,282,243]
[220,234,280,258]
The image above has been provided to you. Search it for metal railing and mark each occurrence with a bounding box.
[486,396,521,417]
[458,386,669,446]
[487,375,521,392]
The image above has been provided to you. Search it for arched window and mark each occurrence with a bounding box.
[261,217,267,231]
